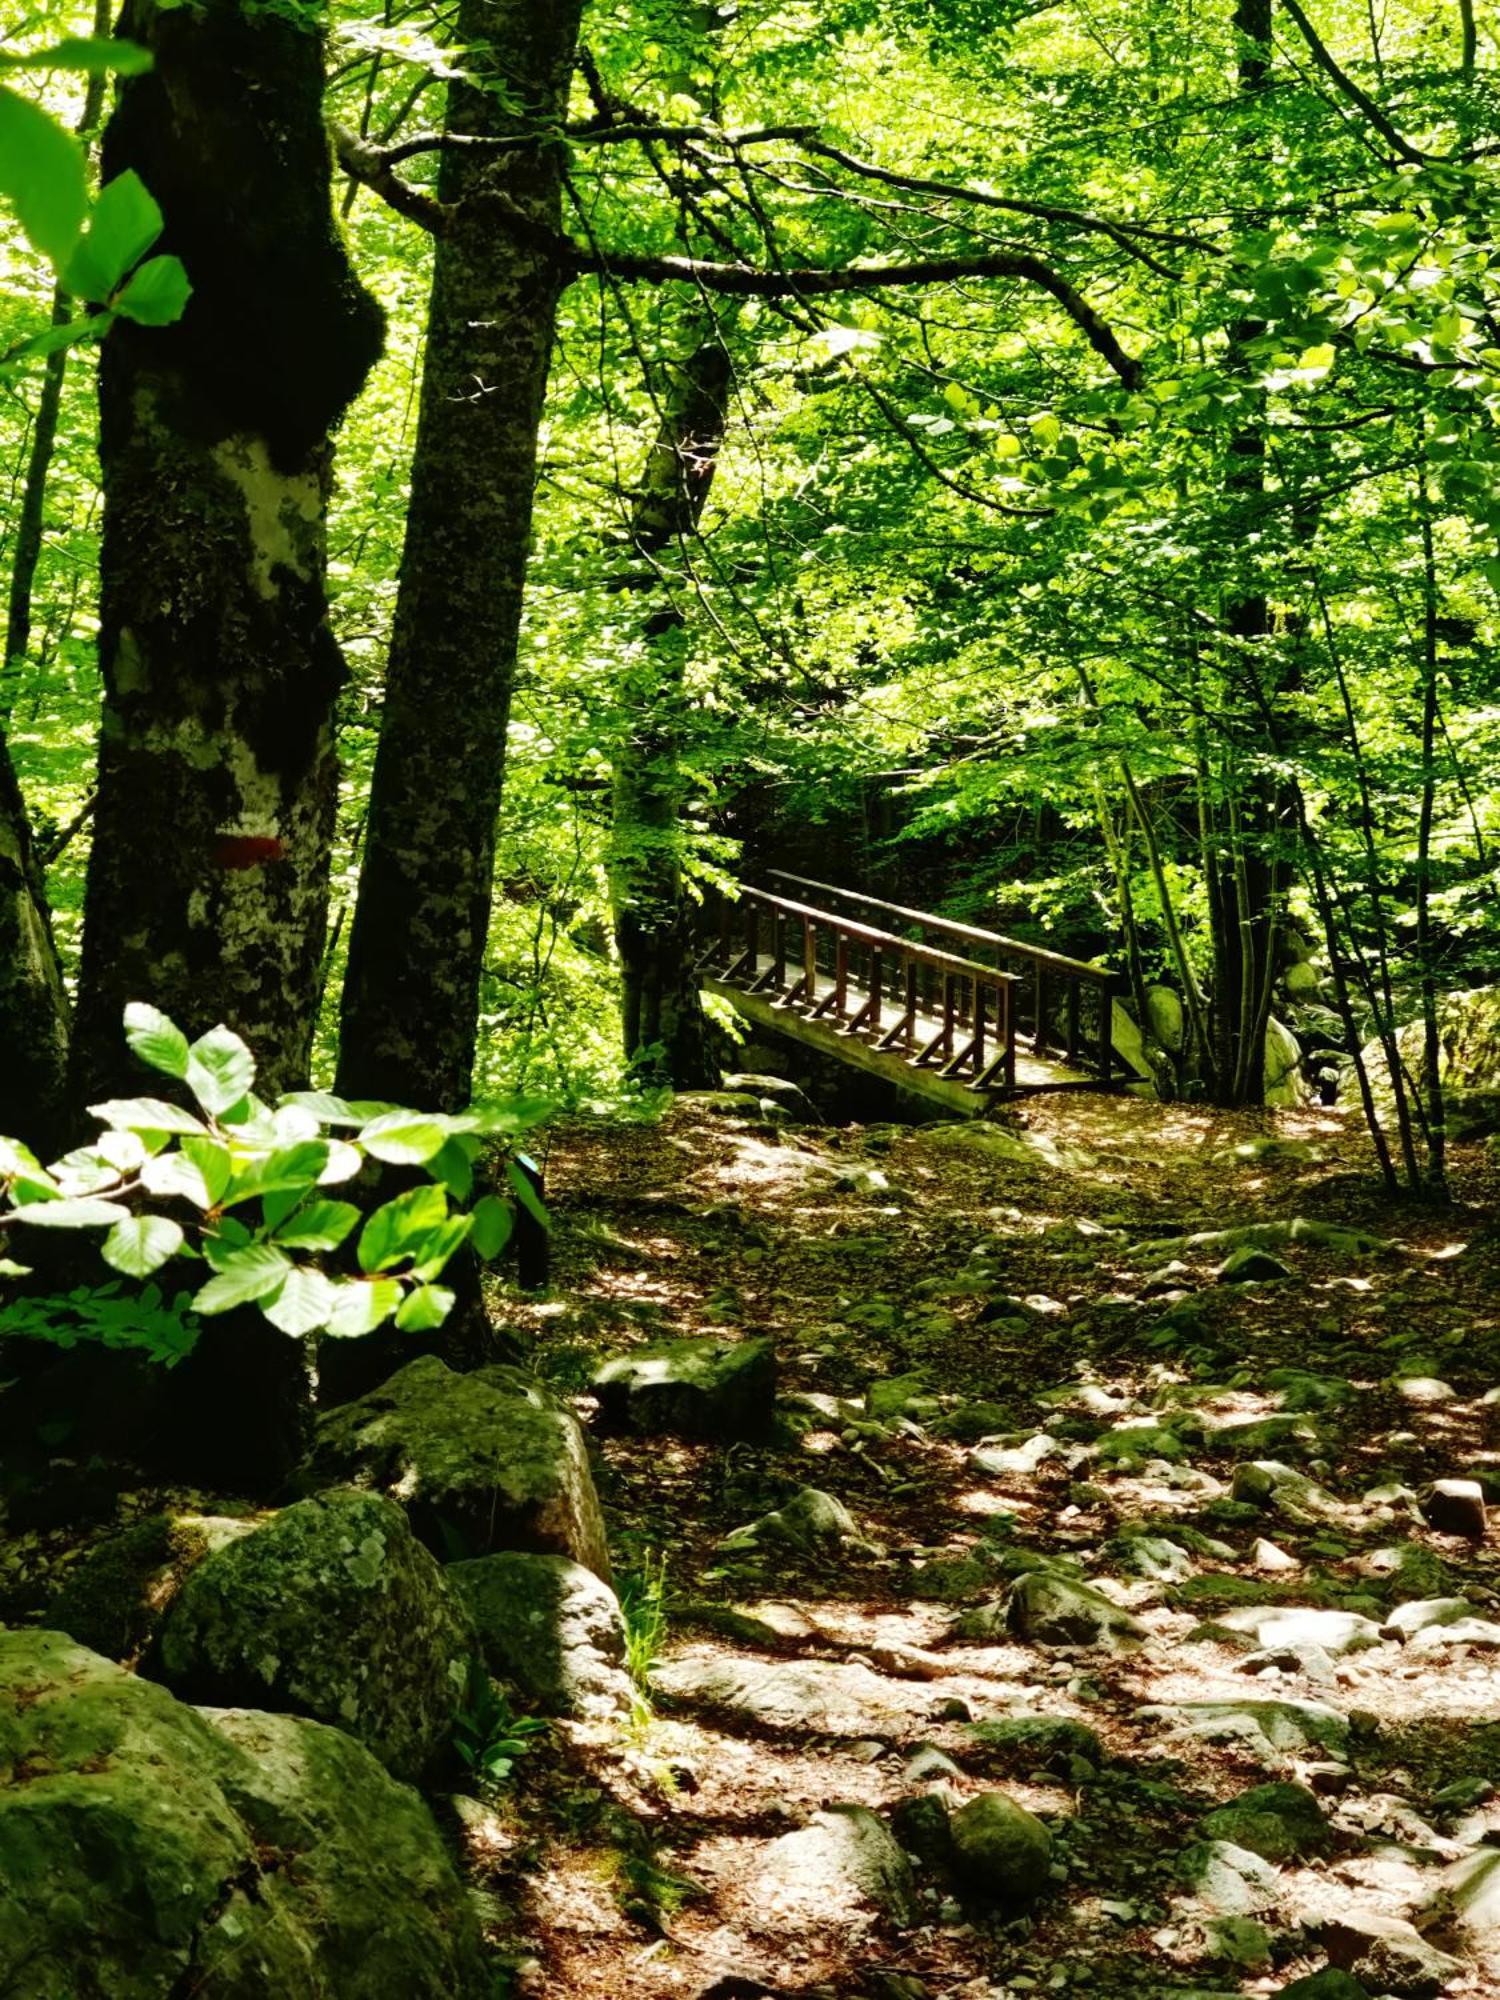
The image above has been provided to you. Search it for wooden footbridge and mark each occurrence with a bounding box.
[701,872,1134,1114]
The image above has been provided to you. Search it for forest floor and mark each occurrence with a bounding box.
[482,1088,1500,2000]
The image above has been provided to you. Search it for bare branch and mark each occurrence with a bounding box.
[331,123,449,232]
[1277,0,1432,163]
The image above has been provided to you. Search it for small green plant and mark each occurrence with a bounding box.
[0,1003,552,1347]
[452,1662,548,1786]
[0,1281,197,1366]
[619,1551,669,1730]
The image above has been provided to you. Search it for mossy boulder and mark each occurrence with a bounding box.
[448,1551,632,1718]
[156,1488,474,1781]
[0,1629,490,1997]
[1203,1781,1329,1862]
[948,1792,1053,1905]
[48,1510,255,1660]
[591,1335,776,1441]
[304,1354,611,1578]
[1006,1569,1145,1651]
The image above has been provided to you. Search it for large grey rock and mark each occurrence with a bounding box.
[591,1335,776,1441]
[1319,1910,1463,1995]
[1146,985,1185,1054]
[156,1489,473,1782]
[1214,1606,1383,1658]
[948,1792,1053,1906]
[1420,1847,1500,1943]
[651,1650,916,1735]
[1178,1838,1281,1915]
[306,1354,611,1579]
[1231,1459,1341,1524]
[1421,1478,1487,1539]
[1265,1016,1308,1106]
[761,1805,916,1925]
[1203,1781,1328,1862]
[1140,1698,1351,1762]
[448,1551,632,1718]
[1006,1569,1145,1651]
[0,1629,489,1998]
[718,1485,877,1556]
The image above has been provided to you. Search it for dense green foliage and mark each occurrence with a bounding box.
[2,0,1496,1150]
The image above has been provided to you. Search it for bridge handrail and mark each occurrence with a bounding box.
[764,870,1117,987]
[732,883,1017,988]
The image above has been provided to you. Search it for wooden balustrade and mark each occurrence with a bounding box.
[764,869,1121,1085]
[710,882,1019,1092]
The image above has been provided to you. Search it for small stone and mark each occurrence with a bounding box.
[903,1743,963,1785]
[1395,1375,1457,1405]
[1406,1616,1500,1652]
[1178,1838,1281,1915]
[1204,1915,1273,1968]
[718,1486,878,1556]
[891,1792,955,1871]
[1218,1247,1293,1284]
[761,1805,917,1926]
[1251,1537,1300,1573]
[1421,1479,1487,1539]
[1432,1776,1494,1813]
[948,1792,1053,1906]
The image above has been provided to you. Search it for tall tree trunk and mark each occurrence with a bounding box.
[0,735,70,1151]
[0,0,113,1152]
[336,0,585,1109]
[1210,0,1278,1106]
[609,333,732,1086]
[70,0,383,1108]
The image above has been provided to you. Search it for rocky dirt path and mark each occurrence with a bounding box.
[482,1092,1500,2000]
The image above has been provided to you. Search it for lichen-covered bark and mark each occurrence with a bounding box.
[608,337,733,1088]
[335,0,585,1109]
[0,728,69,1150]
[70,0,383,1107]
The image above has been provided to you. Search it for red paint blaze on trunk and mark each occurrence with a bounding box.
[213,834,286,870]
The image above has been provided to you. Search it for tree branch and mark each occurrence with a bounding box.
[331,123,450,232]
[562,246,1143,388]
[1277,0,1432,163]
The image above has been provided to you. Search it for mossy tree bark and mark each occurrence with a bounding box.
[608,334,733,1087]
[70,0,383,1108]
[335,0,585,1109]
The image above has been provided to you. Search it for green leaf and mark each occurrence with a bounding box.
[279,1090,365,1127]
[409,1214,471,1282]
[201,1217,252,1270]
[113,252,190,326]
[63,170,162,303]
[262,1266,337,1337]
[324,1278,402,1338]
[274,1200,360,1252]
[357,1183,448,1273]
[469,1195,513,1261]
[180,1135,233,1206]
[8,1196,124,1229]
[0,37,154,75]
[89,1096,206,1136]
[192,1242,292,1315]
[359,1109,450,1165]
[0,85,87,265]
[123,1001,190,1080]
[227,1141,330,1207]
[1297,342,1336,376]
[0,312,105,377]
[0,1137,56,1200]
[395,1283,456,1331]
[506,1159,550,1230]
[429,1136,475,1202]
[102,1215,184,1278]
[456,1096,554,1136]
[141,1148,215,1209]
[184,1025,256,1117]
[318,1139,363,1185]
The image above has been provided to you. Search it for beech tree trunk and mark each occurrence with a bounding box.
[609,335,733,1087]
[335,0,585,1109]
[70,0,383,1108]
